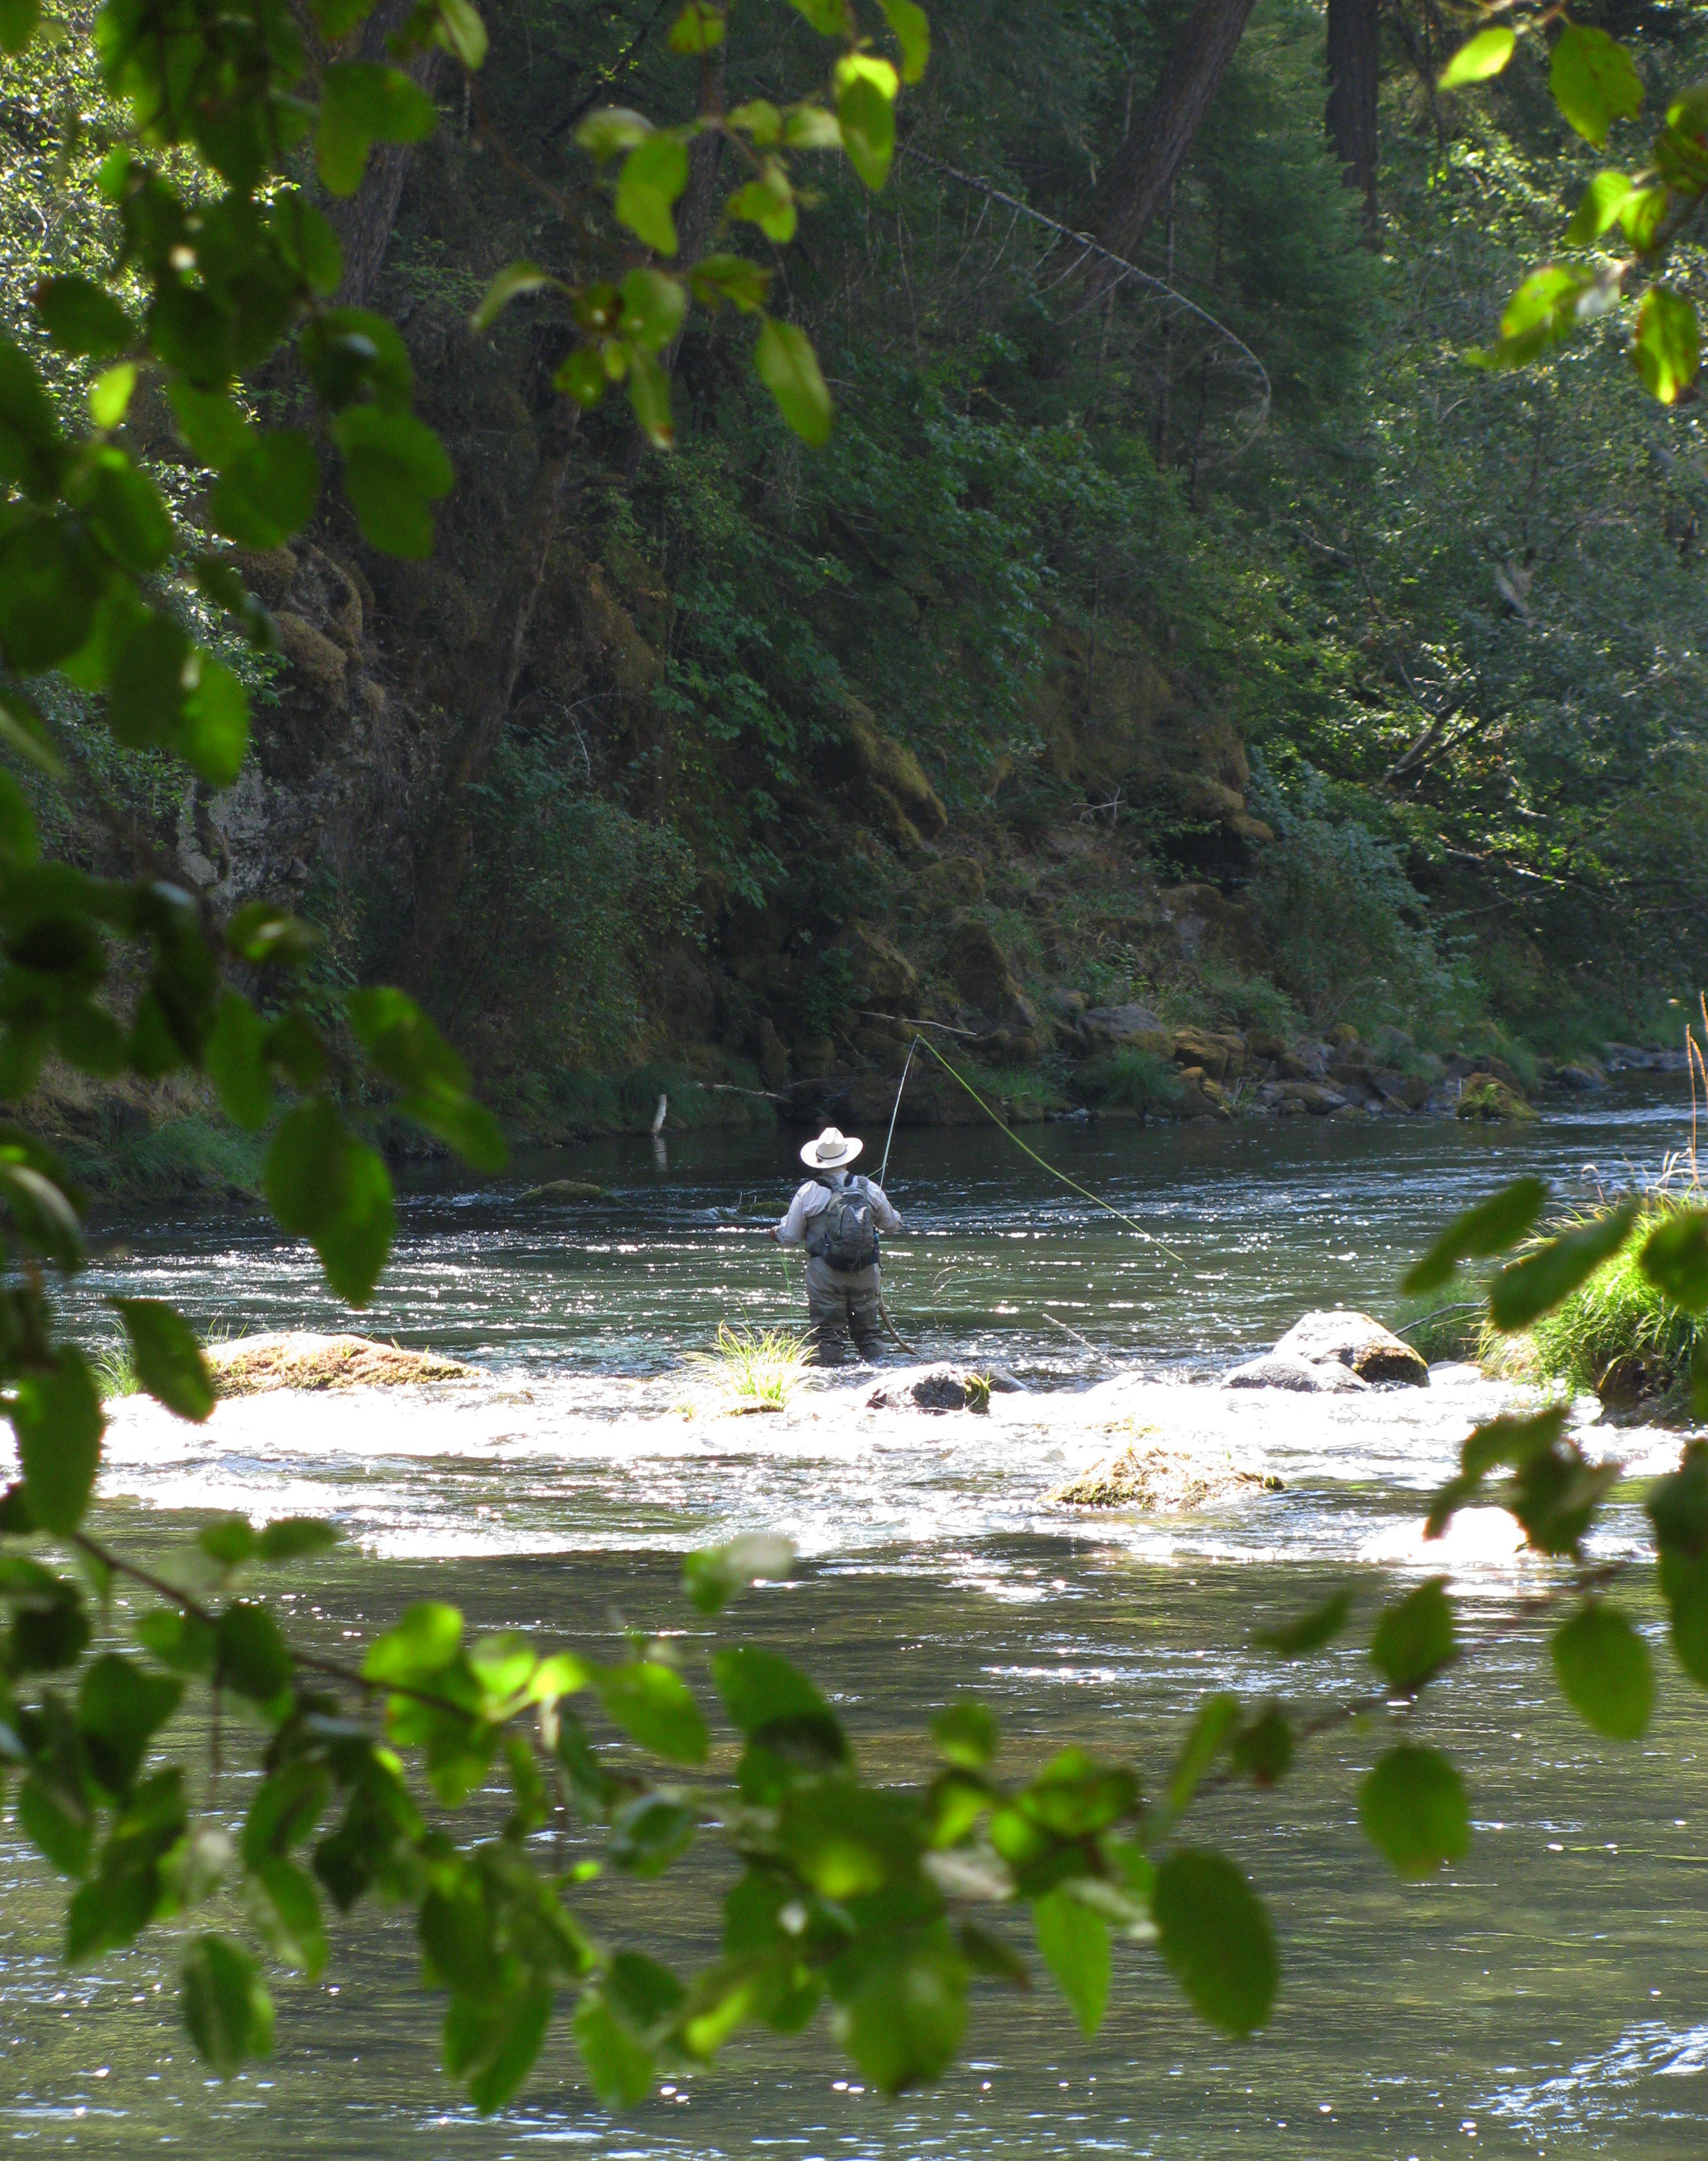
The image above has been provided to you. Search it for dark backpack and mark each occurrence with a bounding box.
[807,1178,880,1270]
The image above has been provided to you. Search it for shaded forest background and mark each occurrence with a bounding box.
[6,0,1708,1144]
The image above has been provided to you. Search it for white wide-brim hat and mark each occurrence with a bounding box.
[800,1125,863,1170]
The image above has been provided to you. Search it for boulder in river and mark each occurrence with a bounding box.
[517,1179,607,1202]
[1052,1432,1284,1509]
[866,1364,990,1413]
[1456,1073,1534,1123]
[208,1333,476,1396]
[1271,1309,1429,1386]
[1223,1353,1369,1393]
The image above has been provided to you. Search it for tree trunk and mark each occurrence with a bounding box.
[401,403,582,990]
[1093,0,1259,268]
[1326,0,1381,238]
[326,0,443,309]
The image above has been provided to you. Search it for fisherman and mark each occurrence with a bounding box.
[772,1125,901,1362]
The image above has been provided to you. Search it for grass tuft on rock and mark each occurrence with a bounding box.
[1488,1196,1703,1412]
[1082,1049,1184,1112]
[689,1324,811,1412]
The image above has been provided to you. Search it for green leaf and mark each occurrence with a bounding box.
[691,254,771,313]
[832,1932,968,2091]
[1488,1198,1641,1333]
[710,1643,834,1734]
[1358,1745,1469,1878]
[1229,1702,1292,1786]
[1619,183,1669,252]
[316,63,439,198]
[668,1,724,54]
[0,0,40,54]
[217,1602,293,1702]
[1369,1577,1456,1691]
[727,167,798,242]
[111,1299,214,1421]
[1254,1583,1354,1658]
[1639,1208,1708,1310]
[785,0,849,32]
[34,277,133,359]
[1151,1848,1276,2036]
[250,1855,327,1977]
[300,308,414,415]
[209,431,320,547]
[181,1934,274,2077]
[932,1698,998,1770]
[470,261,556,332]
[610,1791,696,1876]
[593,1660,709,1764]
[83,449,172,573]
[206,992,271,1129]
[226,903,324,968]
[878,0,929,83]
[1634,287,1700,407]
[1566,170,1636,246]
[430,0,488,70]
[1552,1601,1653,1739]
[1166,1693,1239,1814]
[180,652,249,789]
[754,317,831,448]
[1032,1887,1109,2035]
[1659,1545,1708,1687]
[333,407,453,559]
[80,1652,182,1797]
[682,1531,795,1615]
[256,1517,338,1562]
[553,349,608,407]
[19,1773,91,1875]
[1550,22,1643,148]
[1401,1177,1547,1297]
[13,1351,103,1535]
[1438,25,1515,90]
[626,345,673,449]
[573,1991,654,2108]
[575,107,652,160]
[364,1600,462,1683]
[89,364,137,431]
[198,1517,256,1567]
[136,1606,217,1677]
[264,1099,395,1306]
[620,267,688,353]
[615,132,689,255]
[834,55,897,191]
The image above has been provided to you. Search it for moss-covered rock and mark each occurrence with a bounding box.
[1456,1073,1535,1123]
[1052,1431,1283,1509]
[207,1333,477,1395]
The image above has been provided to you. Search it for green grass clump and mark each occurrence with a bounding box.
[92,1343,139,1400]
[65,1113,263,1202]
[1083,1050,1185,1111]
[1493,1199,1702,1407]
[1394,1303,1483,1364]
[689,1324,811,1409]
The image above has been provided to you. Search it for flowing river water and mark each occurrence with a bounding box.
[4,1084,1707,2156]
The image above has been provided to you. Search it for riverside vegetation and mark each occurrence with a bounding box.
[5,0,1708,2126]
[7,0,1708,1180]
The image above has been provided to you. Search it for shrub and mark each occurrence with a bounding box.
[1493,1197,1703,1409]
[1082,1050,1185,1111]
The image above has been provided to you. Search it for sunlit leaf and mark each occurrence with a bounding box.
[1151,1847,1276,2036]
[1552,1601,1653,1739]
[1359,1744,1469,1878]
[1438,25,1515,90]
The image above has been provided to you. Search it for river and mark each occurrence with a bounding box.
[3,1084,1705,2157]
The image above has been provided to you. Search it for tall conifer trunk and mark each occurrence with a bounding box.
[1092,0,1259,268]
[1326,0,1381,237]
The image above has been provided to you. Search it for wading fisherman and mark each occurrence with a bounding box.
[772,1126,901,1363]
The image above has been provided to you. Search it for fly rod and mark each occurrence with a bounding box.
[877,1034,919,1190]
[906,1031,1189,1266]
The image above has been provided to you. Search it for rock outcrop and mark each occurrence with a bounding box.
[207,1333,476,1395]
[1052,1433,1284,1508]
[1224,1310,1428,1390]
